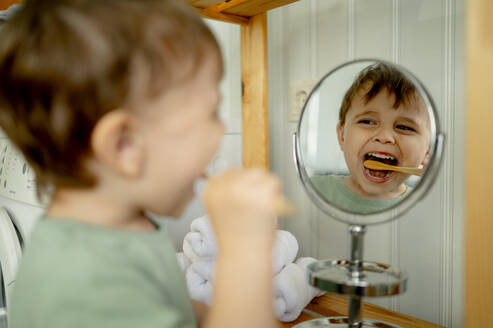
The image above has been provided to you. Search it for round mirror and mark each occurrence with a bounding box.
[294,59,444,225]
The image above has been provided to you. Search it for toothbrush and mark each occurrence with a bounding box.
[363,160,423,177]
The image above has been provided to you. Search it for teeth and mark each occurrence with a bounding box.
[368,152,395,160]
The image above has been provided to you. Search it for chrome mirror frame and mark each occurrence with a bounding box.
[0,262,6,328]
[293,58,445,225]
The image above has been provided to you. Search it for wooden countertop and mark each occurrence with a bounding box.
[280,294,444,328]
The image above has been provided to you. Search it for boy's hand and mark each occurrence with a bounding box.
[203,168,281,253]
[202,168,281,328]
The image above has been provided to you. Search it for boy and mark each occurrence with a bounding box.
[0,1,282,327]
[311,63,430,213]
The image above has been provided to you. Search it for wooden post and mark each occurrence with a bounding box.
[466,0,493,326]
[0,0,19,10]
[241,13,268,168]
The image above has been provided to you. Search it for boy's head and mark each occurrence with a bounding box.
[0,0,224,215]
[336,63,430,199]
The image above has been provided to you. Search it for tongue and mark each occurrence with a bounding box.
[369,169,389,178]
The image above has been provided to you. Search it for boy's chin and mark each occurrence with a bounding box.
[361,183,406,200]
[146,200,191,219]
[163,188,196,218]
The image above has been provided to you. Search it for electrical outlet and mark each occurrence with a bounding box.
[288,80,317,122]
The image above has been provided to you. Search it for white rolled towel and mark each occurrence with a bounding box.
[183,215,217,260]
[182,237,204,262]
[185,260,215,306]
[295,257,325,297]
[272,230,299,274]
[176,252,191,272]
[182,217,298,274]
[183,255,324,321]
[274,258,326,322]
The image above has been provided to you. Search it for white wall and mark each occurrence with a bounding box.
[268,0,464,327]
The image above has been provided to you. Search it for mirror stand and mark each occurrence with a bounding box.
[294,225,407,328]
[291,59,445,327]
[347,225,366,326]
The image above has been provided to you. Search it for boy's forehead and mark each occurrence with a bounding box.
[352,86,429,121]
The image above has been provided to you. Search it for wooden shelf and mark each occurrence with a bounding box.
[280,294,444,328]
[0,0,20,10]
[186,0,298,25]
[186,0,298,17]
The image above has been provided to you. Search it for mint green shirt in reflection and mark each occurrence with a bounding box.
[310,175,412,214]
[9,217,197,328]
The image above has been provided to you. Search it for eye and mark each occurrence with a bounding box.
[358,119,376,125]
[396,124,416,132]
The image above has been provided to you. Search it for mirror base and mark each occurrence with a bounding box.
[308,260,407,297]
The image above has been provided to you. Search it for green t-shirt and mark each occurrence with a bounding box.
[9,217,197,328]
[310,175,412,214]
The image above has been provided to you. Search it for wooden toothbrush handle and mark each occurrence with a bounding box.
[275,196,296,217]
[396,167,423,176]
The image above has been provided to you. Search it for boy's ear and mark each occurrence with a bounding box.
[336,123,345,151]
[90,110,145,178]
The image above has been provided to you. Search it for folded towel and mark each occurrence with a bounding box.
[182,217,298,274]
[295,257,325,297]
[274,262,309,322]
[185,260,216,306]
[272,230,299,274]
[274,258,325,322]
[182,255,323,322]
[183,215,217,259]
[176,252,191,272]
[183,237,204,262]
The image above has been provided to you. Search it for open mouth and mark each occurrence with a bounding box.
[362,152,398,183]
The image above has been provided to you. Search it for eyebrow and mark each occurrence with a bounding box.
[353,111,379,119]
[396,116,420,126]
[353,111,424,128]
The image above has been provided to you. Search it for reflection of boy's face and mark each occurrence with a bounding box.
[337,86,430,199]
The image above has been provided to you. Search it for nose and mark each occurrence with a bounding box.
[373,126,396,144]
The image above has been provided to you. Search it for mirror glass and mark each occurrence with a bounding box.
[295,59,443,225]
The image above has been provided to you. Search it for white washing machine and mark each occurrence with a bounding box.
[0,207,22,328]
[0,137,44,328]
